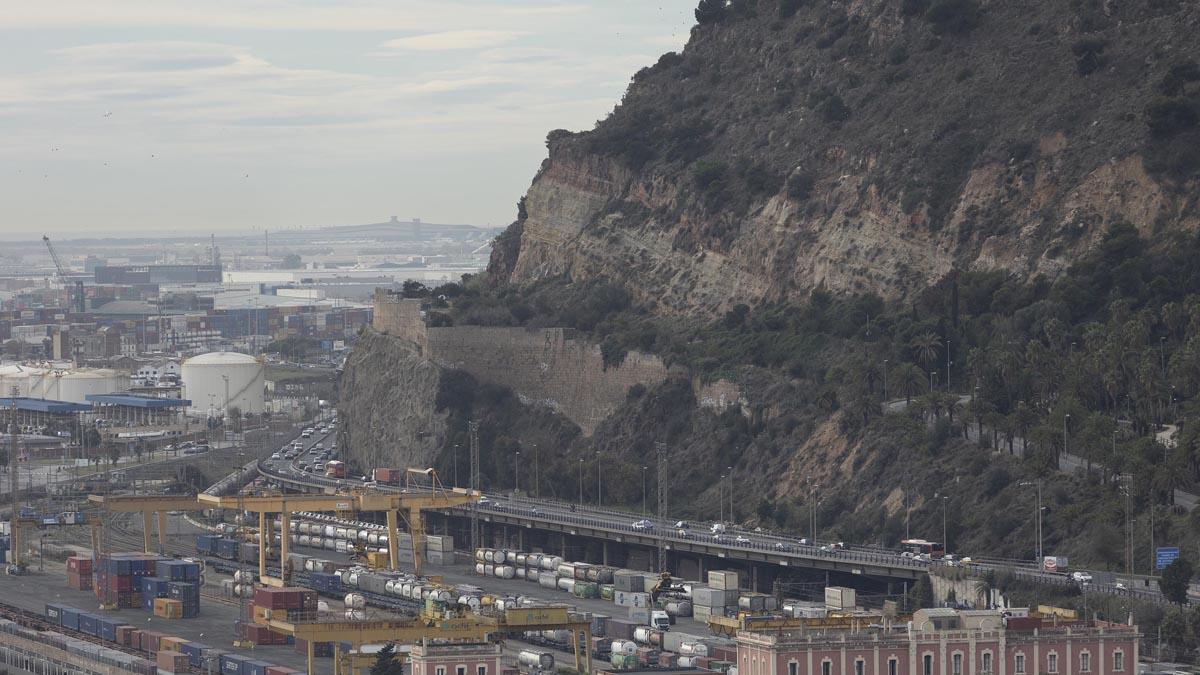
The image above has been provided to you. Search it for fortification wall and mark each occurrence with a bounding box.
[372,290,428,351]
[370,290,669,434]
[426,325,668,434]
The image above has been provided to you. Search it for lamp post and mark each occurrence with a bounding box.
[642,466,648,515]
[453,443,459,487]
[533,443,539,498]
[1063,413,1071,466]
[727,466,734,523]
[940,495,949,553]
[578,458,583,506]
[514,451,520,496]
[1019,480,1043,563]
[719,474,725,523]
[883,359,889,401]
[946,340,951,391]
[596,451,602,508]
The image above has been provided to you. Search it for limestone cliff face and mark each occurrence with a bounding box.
[490,0,1200,314]
[337,328,447,473]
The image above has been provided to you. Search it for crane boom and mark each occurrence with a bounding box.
[42,235,85,313]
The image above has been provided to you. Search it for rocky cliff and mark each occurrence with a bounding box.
[490,0,1200,314]
[338,328,447,473]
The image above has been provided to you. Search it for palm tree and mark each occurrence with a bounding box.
[912,333,941,379]
[896,363,925,405]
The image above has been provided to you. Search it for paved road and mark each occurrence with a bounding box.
[254,428,1173,607]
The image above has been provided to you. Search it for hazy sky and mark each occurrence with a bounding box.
[0,1,695,237]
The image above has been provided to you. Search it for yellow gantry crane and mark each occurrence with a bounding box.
[88,471,480,584]
[265,605,593,675]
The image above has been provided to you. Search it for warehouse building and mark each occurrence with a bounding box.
[736,608,1138,675]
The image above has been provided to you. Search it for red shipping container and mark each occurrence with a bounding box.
[130,629,143,651]
[157,650,190,673]
[66,556,93,573]
[142,630,164,653]
[116,625,133,647]
[693,657,713,669]
[657,653,677,667]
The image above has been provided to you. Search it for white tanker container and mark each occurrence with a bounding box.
[519,651,556,671]
[678,657,696,668]
[345,609,367,620]
[494,566,515,579]
[344,594,366,609]
[181,352,265,414]
[633,627,662,645]
[475,563,486,575]
[680,643,709,657]
[611,641,637,656]
[557,578,575,593]
[665,601,693,617]
[541,630,571,643]
[542,556,562,571]
[538,572,557,589]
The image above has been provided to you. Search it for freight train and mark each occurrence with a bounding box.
[39,603,303,674]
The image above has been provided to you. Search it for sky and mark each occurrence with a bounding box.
[0,1,697,238]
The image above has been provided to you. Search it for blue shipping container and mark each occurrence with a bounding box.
[77,613,99,637]
[159,560,201,581]
[244,660,272,675]
[220,653,247,675]
[181,642,208,667]
[44,604,64,625]
[60,608,80,631]
[142,576,170,598]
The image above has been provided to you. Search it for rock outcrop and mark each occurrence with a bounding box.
[490,0,1200,315]
[338,328,447,474]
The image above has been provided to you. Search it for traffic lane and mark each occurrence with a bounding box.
[259,450,1150,601]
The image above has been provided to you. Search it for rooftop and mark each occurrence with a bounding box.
[0,397,92,414]
[86,393,191,408]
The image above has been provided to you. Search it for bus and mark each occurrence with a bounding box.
[325,460,346,479]
[900,539,945,559]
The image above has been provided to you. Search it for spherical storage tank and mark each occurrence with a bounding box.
[181,352,265,415]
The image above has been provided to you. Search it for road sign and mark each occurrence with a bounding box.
[1156,547,1180,570]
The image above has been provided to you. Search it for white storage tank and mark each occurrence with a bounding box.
[181,351,265,415]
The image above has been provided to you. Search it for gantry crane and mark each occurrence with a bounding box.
[88,474,480,583]
[42,235,85,315]
[265,605,593,675]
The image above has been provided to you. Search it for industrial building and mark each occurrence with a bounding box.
[735,608,1139,675]
[94,264,223,285]
[180,351,265,415]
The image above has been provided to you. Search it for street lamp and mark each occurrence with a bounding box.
[727,466,734,523]
[1019,480,1044,563]
[719,474,725,522]
[514,451,520,496]
[940,494,949,553]
[883,359,889,401]
[596,451,602,508]
[578,458,583,505]
[642,466,648,515]
[533,443,539,498]
[1063,413,1071,462]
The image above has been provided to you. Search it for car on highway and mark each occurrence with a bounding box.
[270,453,281,460]
[734,535,751,544]
[182,445,208,455]
[1071,571,1093,584]
[632,519,654,530]
[674,520,689,529]
[479,496,493,506]
[774,542,791,551]
[710,523,726,534]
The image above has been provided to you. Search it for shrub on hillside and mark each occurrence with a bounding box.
[925,0,982,35]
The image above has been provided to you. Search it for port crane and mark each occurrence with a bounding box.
[42,235,85,315]
[88,475,480,583]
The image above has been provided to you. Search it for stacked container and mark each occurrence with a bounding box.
[94,553,159,609]
[252,587,319,622]
[157,650,190,674]
[168,580,201,618]
[154,598,184,619]
[66,556,92,590]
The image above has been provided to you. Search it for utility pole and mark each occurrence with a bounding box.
[578,458,583,505]
[728,467,734,524]
[656,442,667,572]
[533,443,539,498]
[469,421,480,552]
[596,451,602,508]
[8,394,23,571]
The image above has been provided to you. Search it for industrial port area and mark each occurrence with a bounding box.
[0,416,1145,675]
